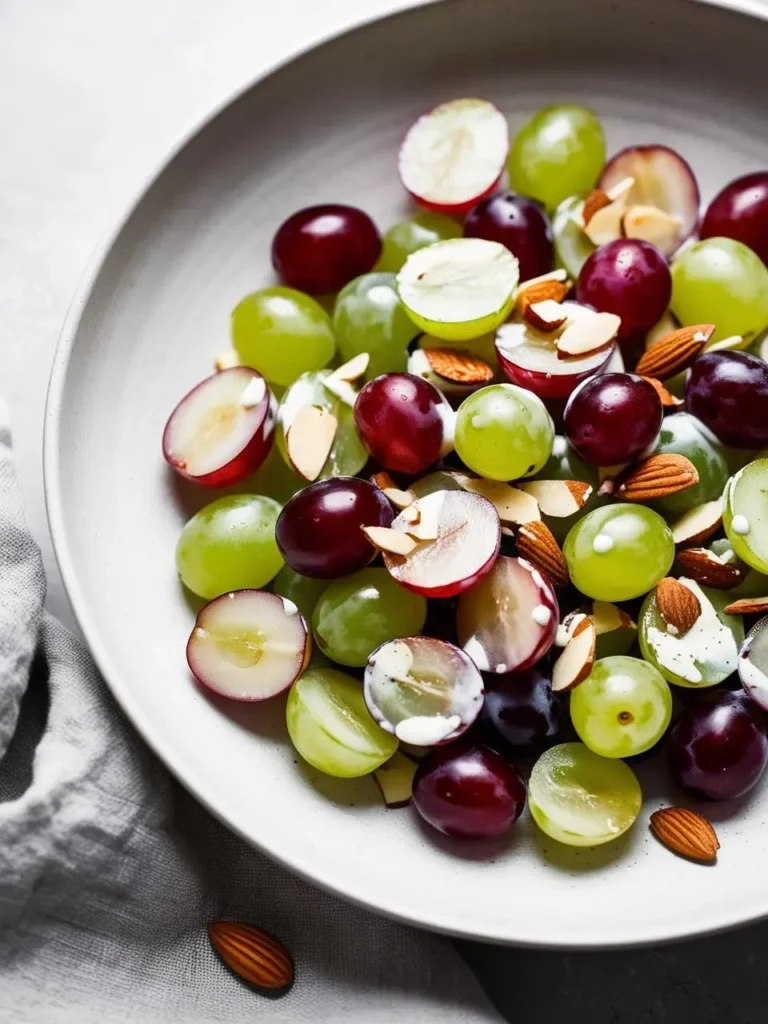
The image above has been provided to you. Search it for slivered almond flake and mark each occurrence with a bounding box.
[515,274,570,315]
[723,597,768,616]
[705,334,747,353]
[675,548,744,590]
[286,406,337,481]
[556,311,621,358]
[214,349,240,371]
[650,808,719,864]
[404,498,441,541]
[583,198,626,246]
[362,526,418,557]
[597,463,628,497]
[671,498,723,545]
[330,351,370,382]
[517,479,592,517]
[524,299,568,332]
[635,324,715,379]
[640,375,684,408]
[623,205,682,255]
[656,577,702,636]
[590,600,637,637]
[605,175,636,204]
[370,471,417,510]
[552,619,596,692]
[616,453,698,501]
[423,347,493,384]
[459,478,540,525]
[515,520,570,588]
[208,921,294,991]
[581,188,612,226]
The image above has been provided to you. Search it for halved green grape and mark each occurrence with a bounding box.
[552,195,595,278]
[286,667,398,777]
[528,742,641,847]
[564,504,674,602]
[455,384,554,481]
[508,105,606,212]
[377,212,462,273]
[273,566,328,623]
[639,580,743,688]
[312,568,427,667]
[333,272,419,380]
[531,435,603,544]
[232,286,335,387]
[397,238,519,342]
[276,369,367,479]
[649,412,729,515]
[176,494,283,599]
[570,656,672,758]
[723,459,768,574]
[670,238,768,344]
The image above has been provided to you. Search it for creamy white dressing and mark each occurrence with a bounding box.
[532,604,552,626]
[592,533,614,554]
[732,514,751,535]
[279,597,299,617]
[647,579,738,684]
[395,715,461,745]
[240,376,266,408]
[462,636,490,671]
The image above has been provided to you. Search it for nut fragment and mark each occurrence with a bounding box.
[590,600,637,637]
[556,311,621,358]
[583,197,626,246]
[286,406,337,481]
[373,751,418,808]
[616,454,698,501]
[423,348,494,384]
[674,548,743,590]
[552,619,597,692]
[635,325,715,380]
[208,921,294,991]
[524,299,568,332]
[515,272,569,315]
[649,807,719,864]
[723,597,768,616]
[330,351,370,382]
[361,526,418,557]
[458,478,540,525]
[671,498,724,546]
[581,188,612,227]
[517,479,592,517]
[656,577,702,636]
[515,520,570,588]
[370,471,416,509]
[623,205,682,256]
[639,375,684,408]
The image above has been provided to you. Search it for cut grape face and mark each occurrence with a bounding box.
[723,459,768,574]
[163,368,276,487]
[740,617,768,711]
[528,742,642,847]
[381,490,501,599]
[187,591,310,702]
[398,98,509,215]
[364,636,484,745]
[456,555,558,673]
[286,667,398,778]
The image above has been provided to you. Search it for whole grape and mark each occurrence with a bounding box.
[685,352,768,449]
[564,373,663,466]
[333,272,419,380]
[455,384,554,481]
[700,172,768,265]
[464,192,553,281]
[378,212,462,273]
[577,240,671,339]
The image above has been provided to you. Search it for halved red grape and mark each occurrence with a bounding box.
[412,743,526,839]
[186,590,310,701]
[275,477,393,578]
[457,556,558,674]
[162,367,276,487]
[353,372,452,475]
[564,372,663,466]
[685,351,768,448]
[364,636,484,745]
[464,192,553,281]
[271,204,381,294]
[700,172,768,265]
[577,239,671,339]
[481,666,563,753]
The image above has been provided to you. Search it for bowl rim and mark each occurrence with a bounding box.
[43,0,768,948]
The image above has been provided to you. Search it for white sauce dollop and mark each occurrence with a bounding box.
[240,376,266,408]
[592,533,614,554]
[532,604,552,626]
[732,514,751,535]
[395,715,461,746]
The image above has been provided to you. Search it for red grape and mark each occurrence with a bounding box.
[700,172,768,265]
[577,239,671,339]
[354,373,448,475]
[667,690,768,801]
[412,743,526,839]
[275,477,393,578]
[481,666,562,753]
[564,372,663,466]
[685,351,768,448]
[271,204,381,294]
[464,192,553,281]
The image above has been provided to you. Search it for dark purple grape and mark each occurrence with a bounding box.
[564,373,663,466]
[275,477,393,578]
[464,192,553,281]
[412,744,526,839]
[667,690,768,801]
[577,239,671,339]
[700,172,768,265]
[354,373,447,475]
[685,351,768,448]
[271,204,381,293]
[481,666,562,753]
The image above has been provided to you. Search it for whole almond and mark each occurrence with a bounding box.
[656,577,702,635]
[616,453,699,501]
[675,548,743,590]
[516,520,570,588]
[208,921,294,991]
[423,348,493,384]
[635,324,715,379]
[650,807,719,864]
[724,596,768,616]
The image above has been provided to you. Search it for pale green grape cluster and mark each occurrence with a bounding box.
[455,384,554,481]
[377,212,462,273]
[333,272,419,380]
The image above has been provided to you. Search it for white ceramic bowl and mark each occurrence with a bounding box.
[45,0,768,947]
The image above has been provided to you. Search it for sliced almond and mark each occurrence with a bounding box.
[285,406,337,481]
[705,333,748,354]
[675,548,744,590]
[640,375,684,408]
[515,273,570,315]
[516,479,592,518]
[321,375,359,406]
[583,198,626,246]
[515,520,570,588]
[650,807,719,864]
[524,299,568,332]
[671,498,724,546]
[623,205,683,256]
[330,351,370,382]
[404,499,441,541]
[656,577,702,636]
[635,324,715,380]
[214,349,240,371]
[581,188,612,227]
[423,348,494,384]
[552,620,597,692]
[373,751,418,808]
[459,478,540,525]
[723,597,768,616]
[590,600,637,637]
[605,175,636,204]
[556,311,621,359]
[362,526,418,557]
[616,453,698,501]
[370,471,417,510]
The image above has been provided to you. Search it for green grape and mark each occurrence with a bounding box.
[276,369,367,478]
[333,272,419,380]
[312,568,427,667]
[564,504,674,602]
[532,435,603,543]
[286,667,397,777]
[250,442,304,505]
[671,238,768,343]
[723,459,768,573]
[410,470,467,499]
[570,656,672,758]
[639,580,743,688]
[273,566,328,623]
[176,495,283,599]
[455,384,554,481]
[649,412,729,515]
[528,742,641,847]
[508,105,606,212]
[231,286,335,387]
[552,195,595,278]
[377,212,462,273]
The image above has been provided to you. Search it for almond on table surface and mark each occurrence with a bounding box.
[650,807,719,864]
[208,921,294,991]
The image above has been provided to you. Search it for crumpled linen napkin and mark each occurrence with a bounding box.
[0,415,500,1023]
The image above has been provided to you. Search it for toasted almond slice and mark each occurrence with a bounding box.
[362,525,418,557]
[623,205,683,256]
[516,479,593,517]
[552,620,597,692]
[400,504,421,524]
[458,478,540,525]
[581,188,612,227]
[590,600,637,636]
[675,548,744,590]
[640,375,684,408]
[671,498,723,545]
[214,349,240,371]
[515,276,570,316]
[583,198,626,246]
[516,520,570,588]
[330,351,370,382]
[321,375,359,406]
[656,577,702,636]
[635,325,715,380]
[650,807,719,864]
[556,311,621,359]
[524,299,568,332]
[286,406,337,481]
[616,453,698,501]
[423,347,494,384]
[723,597,768,616]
